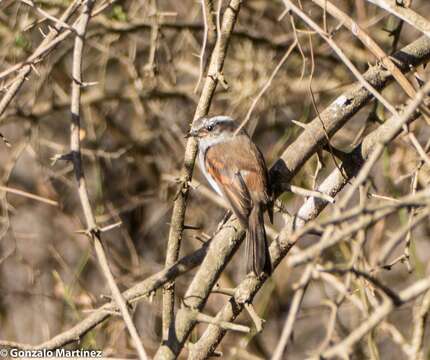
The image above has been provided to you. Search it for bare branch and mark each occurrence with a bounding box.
[161,0,242,345]
[366,0,430,38]
[68,1,147,359]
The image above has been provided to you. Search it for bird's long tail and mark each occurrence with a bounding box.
[246,203,272,275]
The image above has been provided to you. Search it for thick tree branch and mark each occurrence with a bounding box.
[366,0,430,38]
[270,35,430,196]
[161,0,242,343]
[2,32,429,358]
[188,43,430,359]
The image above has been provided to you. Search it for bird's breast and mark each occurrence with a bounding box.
[198,147,224,197]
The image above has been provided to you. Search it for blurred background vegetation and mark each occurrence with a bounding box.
[0,0,429,358]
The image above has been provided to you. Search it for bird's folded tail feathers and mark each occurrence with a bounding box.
[246,204,272,276]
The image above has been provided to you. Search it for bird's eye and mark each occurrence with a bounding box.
[206,124,214,131]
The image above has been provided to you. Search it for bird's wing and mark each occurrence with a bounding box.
[204,146,252,226]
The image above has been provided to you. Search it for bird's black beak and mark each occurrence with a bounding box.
[185,129,198,138]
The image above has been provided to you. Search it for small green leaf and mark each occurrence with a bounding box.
[15,34,30,50]
[110,5,127,22]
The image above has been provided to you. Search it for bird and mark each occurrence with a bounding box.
[187,115,272,275]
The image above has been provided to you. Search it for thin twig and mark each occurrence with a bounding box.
[272,264,313,360]
[68,2,147,359]
[282,0,402,122]
[366,0,430,38]
[0,185,58,207]
[338,80,430,209]
[235,39,298,135]
[161,0,242,345]
[0,0,81,118]
[194,0,209,93]
[319,277,430,359]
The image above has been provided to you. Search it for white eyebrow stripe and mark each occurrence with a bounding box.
[209,116,234,125]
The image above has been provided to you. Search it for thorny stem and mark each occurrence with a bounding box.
[69,1,148,359]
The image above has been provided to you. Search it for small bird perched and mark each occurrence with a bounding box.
[188,115,272,275]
